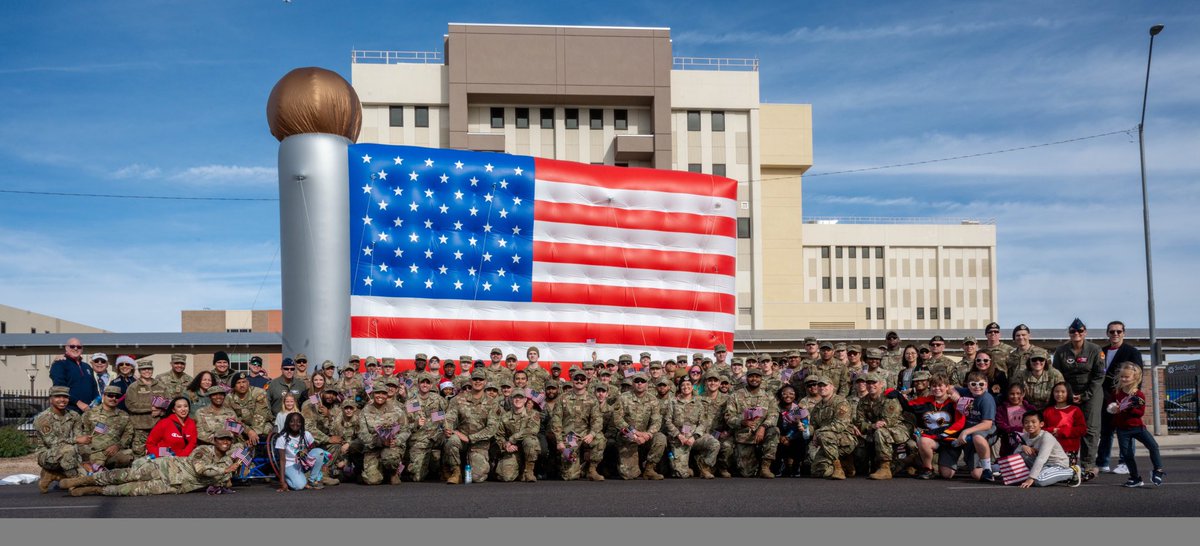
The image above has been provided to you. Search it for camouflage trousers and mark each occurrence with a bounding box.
[443,436,491,483]
[733,426,780,477]
[80,447,135,469]
[559,434,606,481]
[406,435,444,482]
[494,438,540,482]
[37,445,81,477]
[854,426,912,463]
[668,435,718,478]
[618,432,667,479]
[94,462,186,496]
[810,429,859,478]
[131,429,151,457]
[716,435,735,473]
[362,434,410,485]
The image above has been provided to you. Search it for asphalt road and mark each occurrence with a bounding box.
[3,454,1199,518]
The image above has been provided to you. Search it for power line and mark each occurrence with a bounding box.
[0,189,277,201]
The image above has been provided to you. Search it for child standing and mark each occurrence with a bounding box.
[1107,362,1164,488]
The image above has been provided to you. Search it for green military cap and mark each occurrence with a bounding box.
[834,343,847,351]
[598,368,613,377]
[415,353,428,361]
[342,361,358,371]
[852,372,868,383]
[484,382,499,391]
[692,352,703,360]
[629,372,648,382]
[499,378,513,388]
[962,336,977,344]
[606,359,617,367]
[459,355,473,363]
[703,370,723,381]
[648,360,663,369]
[758,353,772,361]
[322,385,341,395]
[786,350,801,358]
[417,372,437,383]
[470,369,487,380]
[621,378,633,387]
[372,379,391,391]
[294,353,308,362]
[350,355,361,362]
[819,341,833,350]
[676,354,687,363]
[550,362,562,370]
[511,388,528,397]
[505,353,518,361]
[731,357,744,365]
[204,385,227,396]
[803,336,818,344]
[655,377,672,387]
[713,344,728,353]
[593,383,609,392]
[365,356,378,365]
[170,353,187,364]
[213,429,235,441]
[847,344,862,354]
[639,351,652,359]
[384,376,401,387]
[745,368,764,377]
[136,359,154,370]
[322,360,336,369]
[865,348,884,360]
[865,372,887,383]
[103,384,123,395]
[382,357,396,367]
[49,386,70,397]
[702,357,713,365]
[581,361,595,370]
[1029,347,1050,360]
[619,354,633,363]
[745,355,758,362]
[544,379,560,389]
[490,347,503,356]
[912,370,932,381]
[918,344,931,353]
[808,374,830,385]
[569,367,585,379]
[342,398,359,408]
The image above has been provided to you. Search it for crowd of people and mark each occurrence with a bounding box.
[33,318,1165,497]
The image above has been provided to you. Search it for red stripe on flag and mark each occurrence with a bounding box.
[536,157,737,201]
[534,201,736,238]
[533,241,736,276]
[351,316,734,349]
[532,282,735,314]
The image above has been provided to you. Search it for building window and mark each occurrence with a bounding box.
[687,111,701,131]
[822,277,831,289]
[415,106,429,128]
[516,108,529,129]
[877,307,886,320]
[0,321,5,334]
[849,277,857,289]
[565,108,579,129]
[875,246,884,258]
[540,108,554,129]
[711,111,725,132]
[917,307,925,320]
[389,106,404,127]
[737,217,751,238]
[614,109,628,130]
[615,163,629,167]
[866,308,872,320]
[712,164,726,177]
[944,307,952,320]
[862,246,869,257]
[863,277,871,290]
[931,307,939,320]
[687,164,702,173]
[836,246,843,259]
[849,246,857,259]
[225,329,252,372]
[836,277,844,289]
[490,107,504,129]
[589,109,603,130]
[821,246,830,259]
[876,276,885,289]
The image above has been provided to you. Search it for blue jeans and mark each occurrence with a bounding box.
[1116,427,1162,480]
[283,448,330,490]
[1096,412,1129,468]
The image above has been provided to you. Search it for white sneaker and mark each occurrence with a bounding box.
[1114,464,1130,475]
[1098,465,1112,473]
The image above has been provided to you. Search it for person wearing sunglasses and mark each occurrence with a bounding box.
[946,371,999,481]
[964,352,1008,401]
[1097,320,1143,475]
[49,338,97,414]
[1052,317,1105,481]
[444,369,497,484]
[77,384,136,473]
[981,322,1015,370]
[110,356,138,412]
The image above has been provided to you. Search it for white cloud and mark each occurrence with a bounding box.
[171,165,276,184]
[111,163,162,179]
[674,18,1060,46]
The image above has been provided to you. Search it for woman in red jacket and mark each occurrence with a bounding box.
[145,396,198,457]
[1043,382,1086,470]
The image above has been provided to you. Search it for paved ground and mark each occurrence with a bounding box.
[3,453,1198,518]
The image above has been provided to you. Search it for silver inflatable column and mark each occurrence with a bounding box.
[277,133,350,366]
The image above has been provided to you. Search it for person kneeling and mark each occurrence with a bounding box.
[60,429,244,496]
[1017,410,1080,488]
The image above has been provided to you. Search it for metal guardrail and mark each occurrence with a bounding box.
[352,50,444,64]
[673,56,758,71]
[804,217,997,225]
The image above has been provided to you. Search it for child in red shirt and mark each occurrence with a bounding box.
[1108,363,1163,487]
[1043,382,1085,464]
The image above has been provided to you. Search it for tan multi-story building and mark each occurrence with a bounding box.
[350,22,997,332]
[181,309,283,375]
[0,304,107,392]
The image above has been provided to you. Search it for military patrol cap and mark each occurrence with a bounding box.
[676,355,687,363]
[322,386,341,395]
[629,372,648,383]
[912,370,932,381]
[417,372,437,383]
[103,384,123,395]
[598,368,613,377]
[170,353,188,364]
[865,372,887,383]
[511,389,528,397]
[544,379,560,390]
[321,360,335,370]
[691,352,703,360]
[803,336,818,344]
[852,373,868,383]
[885,330,900,339]
[384,376,401,387]
[470,369,487,380]
[484,382,499,391]
[745,368,764,377]
[731,357,744,366]
[550,361,562,370]
[231,372,249,384]
[834,343,847,351]
[593,383,609,392]
[382,357,395,367]
[787,350,801,358]
[365,356,378,365]
[745,355,758,363]
[505,353,518,361]
[847,344,862,354]
[985,322,1001,332]
[499,378,513,389]
[213,429,235,441]
[819,341,834,350]
[342,398,359,408]
[962,336,977,344]
[204,385,227,396]
[649,360,663,370]
[372,379,391,392]
[703,370,723,381]
[137,359,154,370]
[350,355,361,362]
[918,344,931,353]
[702,357,713,366]
[490,347,503,356]
[459,355,473,364]
[619,354,633,363]
[414,353,428,361]
[809,375,831,385]
[605,359,617,367]
[49,386,71,397]
[342,361,358,371]
[656,377,673,387]
[1029,347,1050,360]
[294,353,308,362]
[865,348,884,360]
[758,353,772,362]
[714,344,728,353]
[638,351,651,359]
[581,361,595,371]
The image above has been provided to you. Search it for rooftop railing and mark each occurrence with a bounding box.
[803,217,996,225]
[352,50,444,64]
[673,56,759,71]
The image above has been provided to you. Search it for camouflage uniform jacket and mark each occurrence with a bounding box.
[301,403,339,444]
[194,404,239,445]
[408,391,449,441]
[800,359,851,396]
[156,444,236,488]
[358,401,410,450]
[34,408,79,456]
[811,395,854,434]
[664,396,710,439]
[154,371,193,400]
[125,379,166,430]
[335,376,365,406]
[332,412,364,441]
[484,365,514,389]
[724,388,779,444]
[495,408,542,446]
[227,387,273,436]
[551,389,602,438]
[212,369,237,389]
[1010,367,1065,409]
[523,364,552,392]
[884,347,904,370]
[597,396,622,438]
[982,342,1016,373]
[854,395,907,435]
[926,356,958,379]
[1005,346,1037,378]
[701,392,729,434]
[445,392,496,442]
[616,392,663,435]
[78,405,133,453]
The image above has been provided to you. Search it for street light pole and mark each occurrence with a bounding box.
[1139,23,1164,434]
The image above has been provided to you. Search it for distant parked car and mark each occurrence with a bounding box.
[1165,397,1199,432]
[0,395,46,428]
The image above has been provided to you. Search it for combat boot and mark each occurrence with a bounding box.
[388,473,401,485]
[641,463,664,480]
[521,460,537,483]
[446,466,461,485]
[587,463,605,481]
[759,460,775,479]
[59,474,98,490]
[322,475,341,486]
[841,455,857,478]
[830,459,846,480]
[868,463,892,480]
[38,469,67,494]
[69,486,103,497]
[717,466,732,478]
[697,460,715,479]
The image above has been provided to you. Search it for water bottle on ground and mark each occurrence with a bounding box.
[464,463,473,484]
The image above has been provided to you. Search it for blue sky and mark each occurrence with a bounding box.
[1,0,1196,334]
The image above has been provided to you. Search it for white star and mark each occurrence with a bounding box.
[482,281,492,291]
[363,246,373,256]
[378,232,389,242]
[393,248,404,258]
[424,219,433,229]
[514,166,524,176]
[362,154,372,163]
[468,237,478,247]
[454,190,464,200]
[512,196,522,207]
[424,189,434,198]
[393,157,403,165]
[482,252,492,262]
[468,267,477,276]
[377,170,388,180]
[499,179,508,189]
[454,280,463,290]
[393,217,403,227]
[484,163,494,172]
[498,209,509,219]
[497,267,506,277]
[453,250,463,260]
[394,279,404,288]
[438,235,448,244]
[409,264,419,273]
[378,200,388,211]
[361,184,373,194]
[483,223,492,233]
[439,173,449,183]
[393,187,403,196]
[439,204,449,214]
[484,193,494,203]
[424,249,433,259]
[498,238,507,248]
[469,177,479,186]
[379,263,388,272]
[453,221,463,230]
[363,276,373,286]
[362,215,372,225]
[409,233,419,243]
[454,161,464,170]
[424,158,434,167]
[469,206,478,216]
[512,254,521,264]
[512,226,522,235]
[511,283,520,292]
[409,201,419,212]
[409,171,419,181]
[425,279,434,289]
[439,265,448,275]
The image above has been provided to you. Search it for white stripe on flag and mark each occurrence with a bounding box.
[535,179,737,218]
[531,262,736,295]
[349,339,706,364]
[533,221,736,256]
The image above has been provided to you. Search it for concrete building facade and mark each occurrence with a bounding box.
[0,304,107,392]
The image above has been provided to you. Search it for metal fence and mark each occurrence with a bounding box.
[1164,373,1199,433]
[0,390,49,434]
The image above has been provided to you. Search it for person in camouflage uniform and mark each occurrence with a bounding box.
[808,375,859,480]
[356,379,410,485]
[981,322,1015,373]
[61,429,242,497]
[552,369,605,481]
[700,371,735,477]
[401,354,429,385]
[125,360,167,457]
[592,383,622,477]
[535,379,561,480]
[443,369,496,484]
[862,348,894,390]
[194,386,255,447]
[1006,324,1037,378]
[799,341,851,396]
[403,372,448,482]
[853,372,912,480]
[493,390,541,482]
[665,377,718,478]
[303,386,345,468]
[724,368,779,478]
[34,386,83,492]
[227,372,273,438]
[523,346,551,391]
[77,385,135,471]
[332,397,365,481]
[925,336,957,378]
[336,361,366,408]
[211,351,237,389]
[452,356,475,392]
[614,373,666,480]
[1011,347,1063,409]
[883,331,904,371]
[155,354,193,400]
